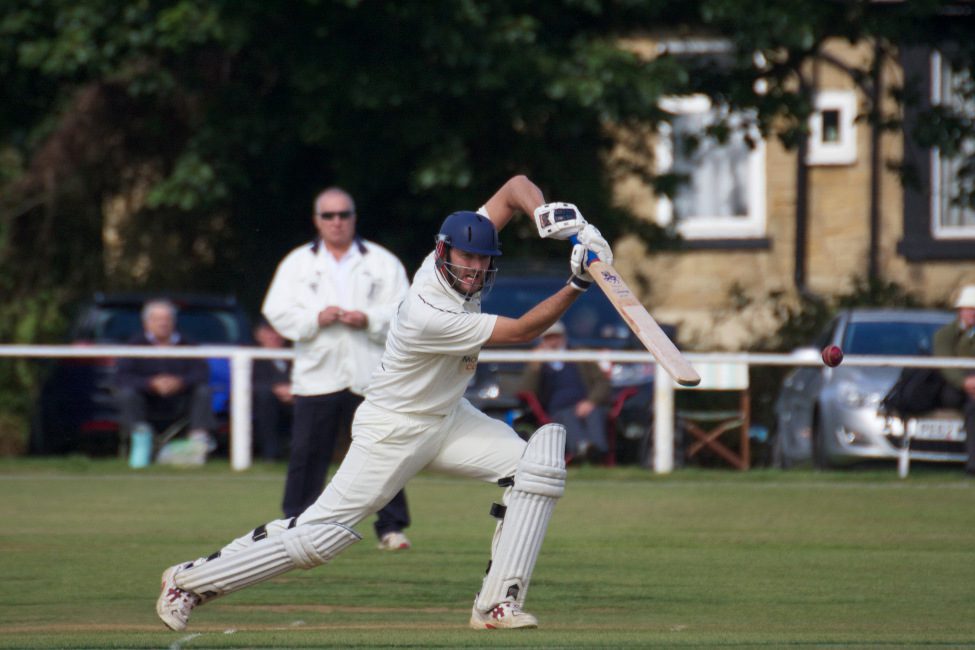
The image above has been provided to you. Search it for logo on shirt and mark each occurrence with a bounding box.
[462,354,478,372]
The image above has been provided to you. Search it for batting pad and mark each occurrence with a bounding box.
[176,522,361,600]
[475,423,566,611]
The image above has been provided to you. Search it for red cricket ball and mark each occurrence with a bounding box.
[821,344,844,367]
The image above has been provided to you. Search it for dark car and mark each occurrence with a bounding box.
[30,293,253,455]
[465,263,671,464]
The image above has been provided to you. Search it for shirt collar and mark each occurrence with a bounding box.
[310,236,368,256]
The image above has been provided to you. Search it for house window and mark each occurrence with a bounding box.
[806,90,858,166]
[931,51,975,239]
[655,95,766,239]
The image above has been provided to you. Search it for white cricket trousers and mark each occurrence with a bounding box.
[297,398,527,529]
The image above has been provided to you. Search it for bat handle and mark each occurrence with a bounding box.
[568,234,599,263]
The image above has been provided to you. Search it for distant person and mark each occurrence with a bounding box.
[520,320,611,463]
[932,284,975,475]
[114,299,214,452]
[262,186,413,550]
[251,319,293,461]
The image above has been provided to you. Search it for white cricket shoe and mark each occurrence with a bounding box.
[377,531,412,551]
[469,599,539,630]
[156,562,200,631]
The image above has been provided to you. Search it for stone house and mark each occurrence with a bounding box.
[609,37,975,350]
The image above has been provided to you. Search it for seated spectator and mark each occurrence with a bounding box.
[520,320,611,463]
[251,319,293,461]
[932,284,975,476]
[114,299,214,452]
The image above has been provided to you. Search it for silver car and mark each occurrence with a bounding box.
[773,308,966,468]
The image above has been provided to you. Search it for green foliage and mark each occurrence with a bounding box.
[144,150,228,210]
[2,0,972,311]
[0,290,69,450]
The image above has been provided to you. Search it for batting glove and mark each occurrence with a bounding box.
[533,202,587,240]
[576,224,613,266]
[568,244,593,291]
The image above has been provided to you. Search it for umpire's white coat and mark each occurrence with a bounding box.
[261,237,409,396]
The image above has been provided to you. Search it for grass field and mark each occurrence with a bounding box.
[2,458,975,649]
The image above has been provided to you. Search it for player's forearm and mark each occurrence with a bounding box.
[483,175,545,232]
[487,285,580,345]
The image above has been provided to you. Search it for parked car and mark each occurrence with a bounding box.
[464,263,672,464]
[29,293,253,455]
[772,308,965,469]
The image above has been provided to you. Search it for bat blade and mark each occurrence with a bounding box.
[588,260,700,387]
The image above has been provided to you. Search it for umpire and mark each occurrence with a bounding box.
[262,186,413,550]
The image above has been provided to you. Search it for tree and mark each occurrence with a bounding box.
[0,0,972,437]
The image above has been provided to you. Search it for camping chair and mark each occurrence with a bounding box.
[675,362,751,470]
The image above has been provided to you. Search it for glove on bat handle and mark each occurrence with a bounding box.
[569,234,599,264]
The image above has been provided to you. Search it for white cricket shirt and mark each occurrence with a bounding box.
[364,252,498,416]
[262,238,409,396]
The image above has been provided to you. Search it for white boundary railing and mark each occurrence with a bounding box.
[2,344,975,472]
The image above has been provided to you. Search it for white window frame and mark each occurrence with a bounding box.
[655,95,767,239]
[930,50,975,239]
[806,90,858,166]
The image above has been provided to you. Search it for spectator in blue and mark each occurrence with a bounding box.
[251,319,293,461]
[114,299,213,450]
[520,320,611,463]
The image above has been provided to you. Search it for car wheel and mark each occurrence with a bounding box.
[811,412,834,470]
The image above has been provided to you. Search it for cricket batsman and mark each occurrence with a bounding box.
[156,175,612,630]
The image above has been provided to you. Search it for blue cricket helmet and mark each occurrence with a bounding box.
[435,211,502,256]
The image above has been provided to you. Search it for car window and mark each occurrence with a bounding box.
[86,306,244,344]
[179,311,242,344]
[100,310,143,342]
[841,321,944,356]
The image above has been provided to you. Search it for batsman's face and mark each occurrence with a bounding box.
[314,191,356,250]
[448,249,491,293]
[144,306,176,343]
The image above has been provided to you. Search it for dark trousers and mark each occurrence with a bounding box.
[550,404,608,455]
[252,389,292,461]
[936,383,975,472]
[116,384,213,438]
[283,390,411,539]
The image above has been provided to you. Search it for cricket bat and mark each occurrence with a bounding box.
[575,243,700,387]
[533,203,699,386]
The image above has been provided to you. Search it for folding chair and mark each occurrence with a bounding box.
[675,362,751,470]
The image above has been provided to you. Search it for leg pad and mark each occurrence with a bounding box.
[176,522,360,600]
[475,423,565,611]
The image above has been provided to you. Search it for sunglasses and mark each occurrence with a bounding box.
[316,210,355,221]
